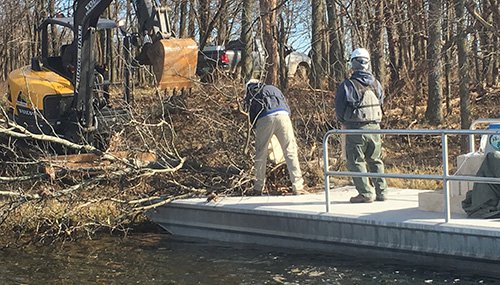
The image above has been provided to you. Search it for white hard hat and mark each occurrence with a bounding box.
[245,78,262,97]
[246,78,260,87]
[350,48,370,61]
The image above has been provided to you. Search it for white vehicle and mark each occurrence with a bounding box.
[224,39,311,79]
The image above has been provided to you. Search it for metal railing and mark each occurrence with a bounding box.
[468,118,500,153]
[323,121,500,222]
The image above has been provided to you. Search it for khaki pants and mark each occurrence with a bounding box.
[268,135,285,165]
[254,113,304,192]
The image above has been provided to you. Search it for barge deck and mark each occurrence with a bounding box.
[147,187,500,275]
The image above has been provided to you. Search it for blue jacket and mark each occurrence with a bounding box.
[335,71,384,128]
[244,83,291,125]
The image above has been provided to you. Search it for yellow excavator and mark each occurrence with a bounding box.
[6,0,198,151]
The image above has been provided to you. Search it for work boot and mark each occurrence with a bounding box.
[292,186,309,195]
[376,189,387,201]
[349,194,373,203]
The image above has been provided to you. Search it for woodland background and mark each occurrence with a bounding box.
[0,0,498,244]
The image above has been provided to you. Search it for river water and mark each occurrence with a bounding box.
[0,233,498,284]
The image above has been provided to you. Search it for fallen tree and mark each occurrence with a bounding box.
[0,85,257,245]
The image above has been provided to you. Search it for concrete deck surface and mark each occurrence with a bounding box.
[172,186,500,232]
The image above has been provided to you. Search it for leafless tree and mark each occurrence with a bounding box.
[456,0,471,151]
[310,0,326,89]
[326,0,346,88]
[425,0,443,125]
[259,0,279,85]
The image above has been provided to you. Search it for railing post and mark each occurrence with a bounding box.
[442,133,451,222]
[468,121,477,153]
[323,133,331,213]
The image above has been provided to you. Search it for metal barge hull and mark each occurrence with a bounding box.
[147,187,500,275]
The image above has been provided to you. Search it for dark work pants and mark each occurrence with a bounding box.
[345,123,387,199]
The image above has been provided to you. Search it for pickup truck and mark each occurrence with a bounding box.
[196,39,311,82]
[196,45,230,82]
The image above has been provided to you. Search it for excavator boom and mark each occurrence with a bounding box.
[131,0,198,90]
[72,0,113,129]
[69,0,197,128]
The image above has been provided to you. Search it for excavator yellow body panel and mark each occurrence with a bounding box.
[7,66,73,115]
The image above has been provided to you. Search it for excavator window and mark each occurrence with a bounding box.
[41,23,74,79]
[60,44,69,57]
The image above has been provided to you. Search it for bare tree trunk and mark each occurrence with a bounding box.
[443,0,452,115]
[198,0,210,44]
[259,0,279,85]
[476,1,488,91]
[326,0,346,89]
[491,0,499,86]
[32,0,45,60]
[425,0,443,125]
[396,1,408,75]
[278,14,288,91]
[171,1,179,31]
[216,0,229,45]
[410,0,427,117]
[310,0,326,89]
[405,0,414,73]
[49,0,56,54]
[455,0,471,152]
[188,0,196,38]
[420,0,428,98]
[179,0,188,37]
[353,0,367,47]
[485,0,497,87]
[107,7,115,83]
[385,0,399,85]
[479,0,494,86]
[472,32,483,95]
[492,29,499,87]
[241,0,253,82]
[369,0,385,86]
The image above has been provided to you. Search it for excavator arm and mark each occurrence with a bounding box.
[131,0,198,89]
[132,0,172,40]
[72,0,113,130]
[6,0,195,161]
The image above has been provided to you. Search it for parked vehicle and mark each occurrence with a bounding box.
[224,38,311,79]
[196,45,230,82]
[196,39,311,82]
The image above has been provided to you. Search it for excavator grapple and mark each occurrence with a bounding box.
[149,38,199,90]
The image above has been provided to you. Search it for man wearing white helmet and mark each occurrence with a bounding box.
[244,79,305,195]
[335,48,388,203]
